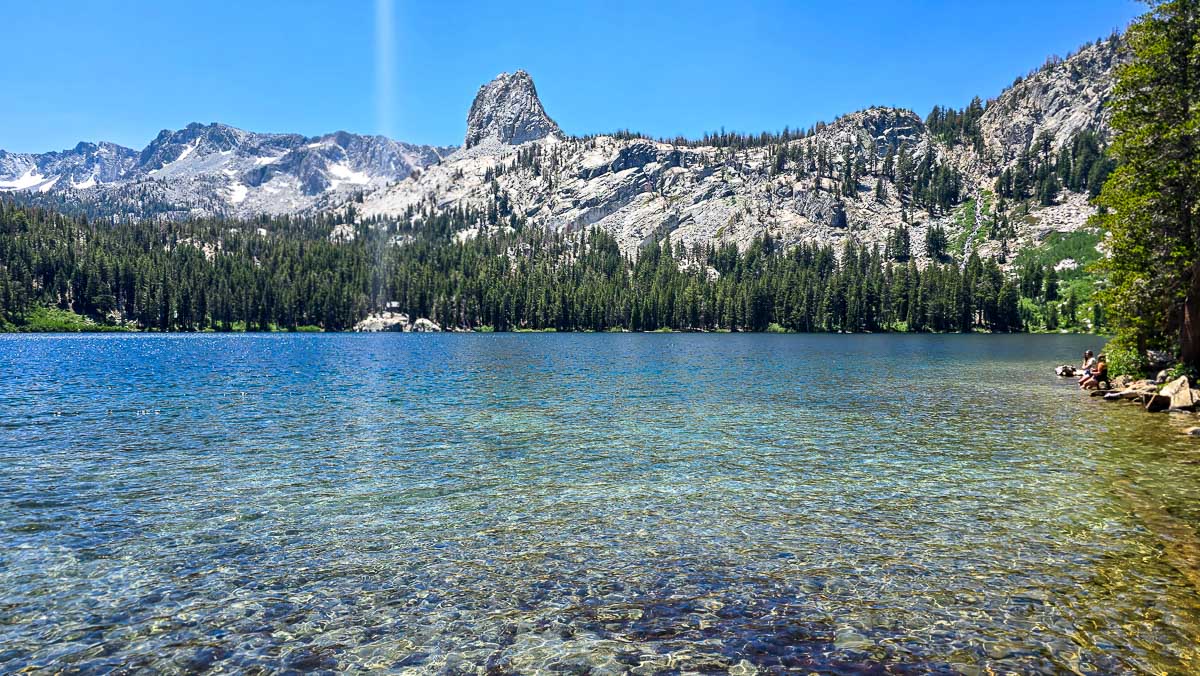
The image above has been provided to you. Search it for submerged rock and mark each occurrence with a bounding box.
[833,630,872,650]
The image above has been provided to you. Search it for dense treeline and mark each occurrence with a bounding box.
[387,227,1025,333]
[926,98,986,151]
[0,200,1044,334]
[0,203,375,331]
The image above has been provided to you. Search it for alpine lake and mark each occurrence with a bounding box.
[2,333,1198,673]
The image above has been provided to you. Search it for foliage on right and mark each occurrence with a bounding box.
[1095,0,1200,371]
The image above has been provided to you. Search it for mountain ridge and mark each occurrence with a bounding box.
[351,34,1123,263]
[0,123,456,220]
[1,32,1124,268]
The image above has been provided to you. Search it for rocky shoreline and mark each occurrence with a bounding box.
[1060,364,1200,436]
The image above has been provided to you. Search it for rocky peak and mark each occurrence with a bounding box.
[464,70,562,149]
[818,107,928,156]
[980,34,1125,165]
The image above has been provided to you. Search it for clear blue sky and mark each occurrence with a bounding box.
[0,0,1142,153]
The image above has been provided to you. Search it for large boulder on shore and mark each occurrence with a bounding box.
[1166,376,1199,410]
[1144,376,1199,412]
[412,318,442,332]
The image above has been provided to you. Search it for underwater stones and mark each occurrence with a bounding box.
[728,659,760,675]
[833,629,872,650]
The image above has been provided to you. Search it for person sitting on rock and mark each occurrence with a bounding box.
[1077,350,1097,384]
[1080,355,1108,390]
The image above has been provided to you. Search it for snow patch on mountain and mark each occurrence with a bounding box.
[72,173,98,189]
[0,169,50,190]
[328,162,372,189]
[226,182,249,204]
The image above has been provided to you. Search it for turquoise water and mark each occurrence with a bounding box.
[2,333,1199,673]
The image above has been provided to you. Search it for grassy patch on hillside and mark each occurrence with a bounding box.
[1013,230,1102,280]
[950,194,993,256]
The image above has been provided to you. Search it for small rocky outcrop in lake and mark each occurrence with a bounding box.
[354,311,409,332]
[352,312,442,333]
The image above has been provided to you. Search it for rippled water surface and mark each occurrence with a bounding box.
[2,333,1200,673]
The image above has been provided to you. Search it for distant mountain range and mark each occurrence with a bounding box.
[2,32,1123,262]
[0,124,454,220]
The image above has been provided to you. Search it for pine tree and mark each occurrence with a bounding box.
[1044,265,1059,302]
[925,225,948,260]
[1096,0,1200,367]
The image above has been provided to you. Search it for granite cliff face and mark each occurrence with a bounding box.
[464,70,563,149]
[979,37,1122,168]
[355,35,1124,262]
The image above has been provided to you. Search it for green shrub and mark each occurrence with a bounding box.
[475,325,495,333]
[17,306,129,333]
[1103,338,1146,379]
[1164,363,1198,383]
[766,322,790,333]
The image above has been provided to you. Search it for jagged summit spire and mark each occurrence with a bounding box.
[464,70,562,148]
